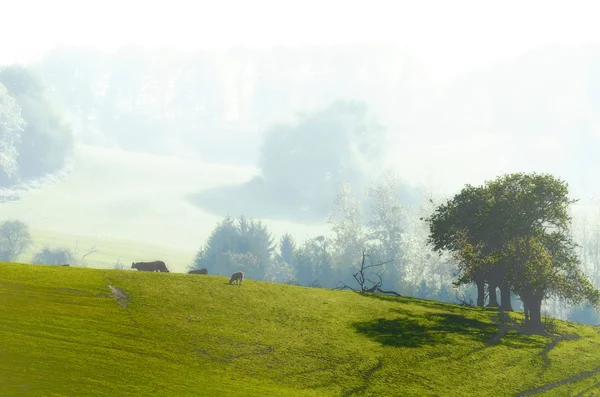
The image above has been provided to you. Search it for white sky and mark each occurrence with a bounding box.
[1,0,600,79]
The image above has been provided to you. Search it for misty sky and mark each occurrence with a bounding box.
[3,0,600,81]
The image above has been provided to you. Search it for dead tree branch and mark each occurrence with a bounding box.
[334,248,402,297]
[81,245,98,260]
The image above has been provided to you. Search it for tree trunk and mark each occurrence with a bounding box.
[476,278,485,307]
[487,281,499,307]
[523,295,544,333]
[499,284,513,311]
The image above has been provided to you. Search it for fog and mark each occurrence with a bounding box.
[2,0,600,320]
[3,1,599,196]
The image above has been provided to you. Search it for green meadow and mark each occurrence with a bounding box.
[2,263,600,396]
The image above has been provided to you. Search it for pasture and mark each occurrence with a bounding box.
[0,145,331,271]
[2,263,600,396]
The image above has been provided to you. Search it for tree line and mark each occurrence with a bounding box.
[3,169,598,333]
[191,174,454,297]
[189,172,600,333]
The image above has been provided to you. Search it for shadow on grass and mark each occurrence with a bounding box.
[353,309,499,348]
[361,292,499,315]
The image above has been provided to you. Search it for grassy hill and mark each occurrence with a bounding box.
[0,145,330,272]
[2,263,600,396]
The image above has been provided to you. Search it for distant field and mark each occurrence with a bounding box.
[0,145,330,270]
[2,263,600,396]
[18,228,196,273]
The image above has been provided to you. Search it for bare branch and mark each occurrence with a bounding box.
[81,245,98,260]
[333,249,401,296]
[376,288,402,296]
[363,259,394,271]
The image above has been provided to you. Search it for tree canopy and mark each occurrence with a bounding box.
[192,215,276,280]
[425,172,600,332]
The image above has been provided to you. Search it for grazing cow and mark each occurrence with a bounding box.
[229,271,244,285]
[188,268,208,275]
[131,261,170,272]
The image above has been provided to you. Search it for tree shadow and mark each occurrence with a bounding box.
[361,293,495,315]
[186,177,331,224]
[353,310,499,348]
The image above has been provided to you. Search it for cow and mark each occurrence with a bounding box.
[188,268,208,275]
[62,264,70,267]
[131,261,170,272]
[229,271,244,285]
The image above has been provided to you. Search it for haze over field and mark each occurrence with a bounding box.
[3,1,600,196]
[6,2,600,396]
[2,0,600,320]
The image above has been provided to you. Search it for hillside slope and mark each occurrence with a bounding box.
[2,263,600,396]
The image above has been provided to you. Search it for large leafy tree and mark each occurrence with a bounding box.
[484,174,599,330]
[426,172,600,332]
[424,186,480,305]
[425,183,512,309]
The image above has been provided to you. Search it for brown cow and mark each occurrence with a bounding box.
[188,268,208,275]
[131,261,170,272]
[229,271,244,285]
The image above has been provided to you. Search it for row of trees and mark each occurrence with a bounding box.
[189,172,600,333]
[190,174,459,301]
[3,172,597,333]
[0,66,74,187]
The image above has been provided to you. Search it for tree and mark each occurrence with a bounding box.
[258,100,386,209]
[424,184,505,308]
[328,176,416,293]
[31,246,74,266]
[426,172,600,332]
[0,220,33,262]
[279,233,296,267]
[328,182,367,285]
[193,216,239,274]
[293,236,335,287]
[335,249,401,296]
[484,173,600,331]
[0,84,26,186]
[214,252,260,278]
[192,215,276,280]
[0,66,74,180]
[364,175,410,290]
